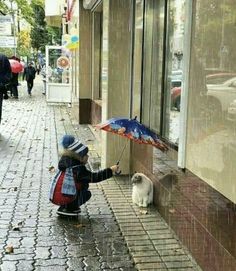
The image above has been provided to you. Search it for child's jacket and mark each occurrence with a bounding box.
[58,155,113,188]
[49,155,113,205]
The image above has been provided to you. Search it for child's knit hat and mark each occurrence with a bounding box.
[61,135,88,157]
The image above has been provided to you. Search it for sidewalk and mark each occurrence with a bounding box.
[0,78,202,271]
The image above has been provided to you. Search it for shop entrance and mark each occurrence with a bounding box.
[45,46,71,103]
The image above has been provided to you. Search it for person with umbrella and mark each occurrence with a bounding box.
[49,135,120,216]
[0,53,11,124]
[9,56,22,99]
[23,62,36,96]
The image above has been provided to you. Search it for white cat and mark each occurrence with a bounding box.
[131,173,153,207]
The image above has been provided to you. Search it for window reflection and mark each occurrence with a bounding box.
[132,0,143,118]
[141,0,165,133]
[163,0,186,145]
[186,0,236,203]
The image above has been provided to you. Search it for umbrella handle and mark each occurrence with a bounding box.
[115,161,122,175]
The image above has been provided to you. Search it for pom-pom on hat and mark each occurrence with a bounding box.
[61,135,88,157]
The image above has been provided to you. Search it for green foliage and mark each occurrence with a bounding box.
[0,48,14,58]
[0,1,9,15]
[194,0,236,70]
[30,3,48,51]
[30,3,61,52]
[0,0,33,24]
[15,0,33,24]
[47,26,62,46]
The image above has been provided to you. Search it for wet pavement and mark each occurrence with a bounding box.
[0,77,202,270]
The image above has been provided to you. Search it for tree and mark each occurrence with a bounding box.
[30,3,49,52]
[30,3,61,53]
[194,0,236,70]
[0,0,33,24]
[17,29,31,57]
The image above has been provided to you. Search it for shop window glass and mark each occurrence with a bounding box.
[162,0,186,144]
[186,0,236,203]
[132,0,144,118]
[141,0,186,145]
[142,0,165,134]
[92,8,103,100]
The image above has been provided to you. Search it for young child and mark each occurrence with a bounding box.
[53,134,119,216]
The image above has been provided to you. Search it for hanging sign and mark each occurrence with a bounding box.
[57,56,70,69]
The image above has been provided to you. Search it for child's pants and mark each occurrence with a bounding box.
[65,189,91,211]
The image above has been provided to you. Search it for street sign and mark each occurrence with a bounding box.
[0,15,12,23]
[0,36,17,48]
[0,15,12,36]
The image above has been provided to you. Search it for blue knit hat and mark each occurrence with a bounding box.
[61,135,88,157]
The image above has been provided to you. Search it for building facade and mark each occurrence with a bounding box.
[45,0,236,270]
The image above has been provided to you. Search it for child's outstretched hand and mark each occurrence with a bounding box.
[110,164,120,174]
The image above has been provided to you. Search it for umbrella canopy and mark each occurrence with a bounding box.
[97,117,168,152]
[9,59,24,73]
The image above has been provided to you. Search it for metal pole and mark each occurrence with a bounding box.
[10,0,16,56]
[116,139,129,165]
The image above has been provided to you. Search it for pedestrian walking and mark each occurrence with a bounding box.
[49,134,119,216]
[40,64,46,95]
[10,72,19,99]
[9,56,22,99]
[0,53,11,123]
[36,62,41,75]
[23,62,36,96]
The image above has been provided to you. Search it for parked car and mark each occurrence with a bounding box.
[206,76,236,112]
[170,70,182,111]
[206,72,236,85]
[171,86,181,111]
[170,73,236,113]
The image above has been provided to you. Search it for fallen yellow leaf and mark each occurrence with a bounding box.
[5,245,14,254]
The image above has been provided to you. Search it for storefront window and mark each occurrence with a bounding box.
[186,0,236,203]
[141,0,186,145]
[162,0,186,144]
[142,0,165,134]
[132,0,144,118]
[92,8,103,100]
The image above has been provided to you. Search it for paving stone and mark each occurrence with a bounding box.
[0,261,17,271]
[34,246,50,259]
[165,261,194,269]
[34,265,68,271]
[50,246,67,258]
[133,255,162,264]
[16,260,34,271]
[34,258,67,267]
[100,255,134,269]
[154,243,181,250]
[135,262,167,270]
[132,250,160,257]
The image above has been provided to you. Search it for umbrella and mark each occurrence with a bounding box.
[9,59,24,73]
[97,116,168,165]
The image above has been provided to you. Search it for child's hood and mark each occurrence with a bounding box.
[58,155,81,171]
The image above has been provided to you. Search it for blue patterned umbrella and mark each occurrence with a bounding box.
[97,116,168,153]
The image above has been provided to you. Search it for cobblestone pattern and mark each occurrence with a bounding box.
[0,81,135,271]
[98,178,202,271]
[0,80,202,271]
